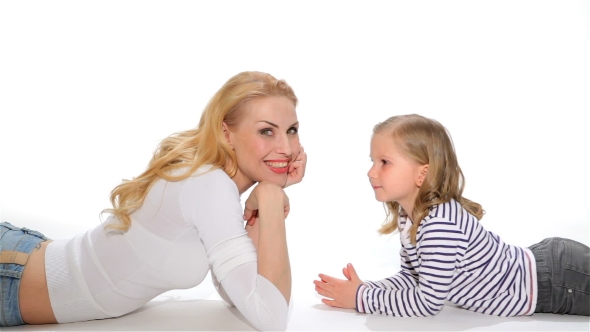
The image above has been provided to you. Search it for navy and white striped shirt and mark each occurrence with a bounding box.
[357,199,537,317]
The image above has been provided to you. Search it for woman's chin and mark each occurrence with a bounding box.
[260,174,287,187]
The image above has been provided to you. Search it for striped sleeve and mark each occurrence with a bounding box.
[364,246,418,290]
[356,219,466,317]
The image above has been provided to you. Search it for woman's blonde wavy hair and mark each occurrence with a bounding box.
[104,71,298,232]
[375,114,484,244]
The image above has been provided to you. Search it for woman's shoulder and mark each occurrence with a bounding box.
[189,164,227,178]
[168,164,230,182]
[181,165,238,194]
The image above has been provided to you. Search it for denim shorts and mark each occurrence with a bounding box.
[529,237,590,316]
[0,222,49,327]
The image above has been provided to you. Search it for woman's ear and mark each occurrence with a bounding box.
[222,122,233,148]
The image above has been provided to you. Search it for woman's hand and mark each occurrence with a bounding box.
[245,217,260,251]
[243,181,290,225]
[314,263,363,309]
[283,145,306,188]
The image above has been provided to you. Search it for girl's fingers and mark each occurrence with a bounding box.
[342,267,351,280]
[347,263,360,281]
[321,298,340,308]
[318,273,341,284]
[313,279,335,293]
[314,284,333,298]
[322,299,336,307]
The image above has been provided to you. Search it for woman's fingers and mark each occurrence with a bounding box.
[243,191,259,221]
[246,210,258,226]
[283,145,307,188]
[243,207,255,222]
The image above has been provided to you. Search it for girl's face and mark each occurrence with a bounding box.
[224,96,300,193]
[368,133,427,215]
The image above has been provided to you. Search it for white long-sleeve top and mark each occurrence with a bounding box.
[357,199,537,317]
[44,165,289,331]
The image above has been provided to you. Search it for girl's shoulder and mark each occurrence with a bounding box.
[422,199,479,232]
[426,199,472,221]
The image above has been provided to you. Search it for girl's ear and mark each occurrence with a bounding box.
[222,122,233,148]
[417,164,429,187]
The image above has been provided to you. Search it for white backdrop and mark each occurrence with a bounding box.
[1,0,589,312]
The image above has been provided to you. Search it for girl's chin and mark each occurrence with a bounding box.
[374,195,389,203]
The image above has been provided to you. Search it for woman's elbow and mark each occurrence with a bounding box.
[249,306,289,331]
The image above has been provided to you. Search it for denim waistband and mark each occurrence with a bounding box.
[0,221,49,327]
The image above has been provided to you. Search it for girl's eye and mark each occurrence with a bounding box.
[288,127,298,135]
[381,160,388,165]
[260,129,273,136]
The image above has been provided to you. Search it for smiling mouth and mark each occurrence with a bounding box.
[264,160,289,174]
[264,161,288,168]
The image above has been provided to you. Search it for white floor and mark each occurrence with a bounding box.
[3,198,590,331]
[4,269,590,332]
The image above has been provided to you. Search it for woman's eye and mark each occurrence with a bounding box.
[288,127,298,134]
[260,129,273,136]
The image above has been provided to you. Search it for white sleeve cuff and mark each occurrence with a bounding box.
[207,234,257,282]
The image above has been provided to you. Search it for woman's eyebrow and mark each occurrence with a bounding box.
[257,120,278,128]
[257,121,299,128]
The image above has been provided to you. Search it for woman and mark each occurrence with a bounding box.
[0,71,306,331]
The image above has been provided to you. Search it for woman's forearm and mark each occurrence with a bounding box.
[245,222,259,251]
[255,185,291,303]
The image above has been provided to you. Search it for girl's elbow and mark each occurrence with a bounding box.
[424,303,445,317]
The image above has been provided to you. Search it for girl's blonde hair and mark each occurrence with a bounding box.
[374,114,484,244]
[104,71,298,231]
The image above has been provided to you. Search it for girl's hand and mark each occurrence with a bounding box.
[283,145,306,188]
[243,182,290,225]
[313,263,363,309]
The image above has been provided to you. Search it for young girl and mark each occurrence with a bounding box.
[313,114,589,317]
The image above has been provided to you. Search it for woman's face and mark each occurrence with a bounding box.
[224,96,300,193]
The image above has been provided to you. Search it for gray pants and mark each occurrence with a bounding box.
[529,237,590,315]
